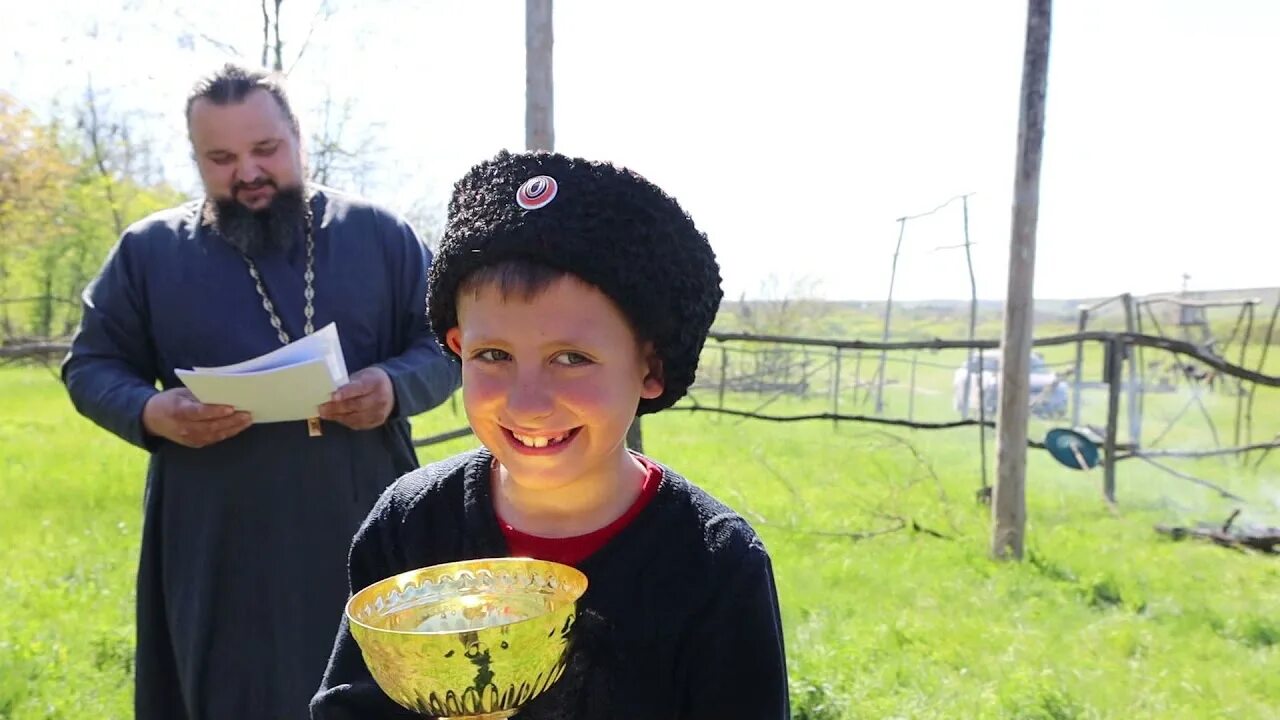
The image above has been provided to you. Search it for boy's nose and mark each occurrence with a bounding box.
[505,376,555,422]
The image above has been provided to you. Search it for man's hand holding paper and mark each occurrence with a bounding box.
[318,366,395,430]
[143,388,253,448]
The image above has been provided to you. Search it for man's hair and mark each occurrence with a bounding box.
[185,63,300,138]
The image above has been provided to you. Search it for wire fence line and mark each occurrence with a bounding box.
[14,329,1280,500]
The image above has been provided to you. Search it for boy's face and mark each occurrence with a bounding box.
[446,275,664,491]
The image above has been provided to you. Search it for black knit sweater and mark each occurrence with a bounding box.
[311,448,790,720]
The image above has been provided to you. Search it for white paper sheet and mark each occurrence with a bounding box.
[193,322,349,385]
[175,322,349,423]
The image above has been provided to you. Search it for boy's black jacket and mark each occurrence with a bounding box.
[311,448,790,720]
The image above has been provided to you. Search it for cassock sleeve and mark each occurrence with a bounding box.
[678,539,791,720]
[61,230,162,451]
[373,216,460,420]
[311,489,421,720]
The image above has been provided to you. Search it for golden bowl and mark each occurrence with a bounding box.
[346,557,588,719]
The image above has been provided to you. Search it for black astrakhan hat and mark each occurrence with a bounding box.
[427,150,723,415]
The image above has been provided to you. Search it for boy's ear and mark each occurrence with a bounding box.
[640,343,664,400]
[445,327,463,356]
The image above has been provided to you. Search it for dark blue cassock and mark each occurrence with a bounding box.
[62,187,461,720]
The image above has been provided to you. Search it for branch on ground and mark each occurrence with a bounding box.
[1155,512,1280,555]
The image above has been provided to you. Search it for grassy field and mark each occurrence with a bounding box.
[2,347,1278,718]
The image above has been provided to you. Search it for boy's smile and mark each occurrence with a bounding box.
[504,426,580,453]
[445,273,664,532]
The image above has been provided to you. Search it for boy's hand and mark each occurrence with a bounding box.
[319,366,395,430]
[142,388,253,448]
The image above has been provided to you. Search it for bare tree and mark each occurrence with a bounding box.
[307,89,384,194]
[285,0,336,75]
[733,275,830,337]
[262,0,281,69]
[169,0,334,75]
[78,78,126,237]
[260,0,336,74]
[402,197,446,254]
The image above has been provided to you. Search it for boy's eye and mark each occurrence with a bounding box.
[474,349,511,362]
[552,351,592,367]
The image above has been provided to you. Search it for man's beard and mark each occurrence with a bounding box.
[203,183,309,257]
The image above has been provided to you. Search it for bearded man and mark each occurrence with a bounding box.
[61,64,460,720]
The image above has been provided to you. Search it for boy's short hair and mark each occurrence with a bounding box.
[427,150,723,415]
[456,258,570,305]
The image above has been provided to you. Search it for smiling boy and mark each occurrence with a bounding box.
[312,150,790,719]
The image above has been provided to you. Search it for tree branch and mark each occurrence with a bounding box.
[286,0,336,76]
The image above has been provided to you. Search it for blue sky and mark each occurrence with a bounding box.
[4,0,1278,301]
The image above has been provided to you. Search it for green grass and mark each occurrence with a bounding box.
[2,360,1278,719]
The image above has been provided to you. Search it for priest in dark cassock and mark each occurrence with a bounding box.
[61,64,461,720]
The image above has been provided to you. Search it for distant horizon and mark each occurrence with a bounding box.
[723,284,1280,306]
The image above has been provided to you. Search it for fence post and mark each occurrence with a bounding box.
[876,219,907,416]
[718,345,728,411]
[1072,308,1087,427]
[626,417,644,454]
[978,347,989,492]
[1122,293,1141,449]
[832,348,843,427]
[801,347,810,399]
[1103,337,1123,503]
[1234,301,1256,449]
[852,350,864,406]
[908,354,919,421]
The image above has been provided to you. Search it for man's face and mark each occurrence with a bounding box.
[188,89,303,210]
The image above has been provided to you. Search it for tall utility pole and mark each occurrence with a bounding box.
[526,1,637,450]
[525,0,554,152]
[992,0,1053,561]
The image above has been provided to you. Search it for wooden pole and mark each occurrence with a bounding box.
[1122,293,1141,448]
[978,348,989,492]
[992,0,1052,562]
[801,348,810,399]
[1103,338,1123,502]
[961,194,979,418]
[1235,301,1256,449]
[875,218,907,415]
[718,345,729,411]
[525,0,554,152]
[1071,308,1087,427]
[855,348,865,404]
[626,413,644,453]
[908,354,919,421]
[530,0,626,452]
[832,348,843,427]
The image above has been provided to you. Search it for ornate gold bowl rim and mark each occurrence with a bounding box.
[345,557,589,636]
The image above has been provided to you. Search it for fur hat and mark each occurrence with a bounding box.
[427,150,722,415]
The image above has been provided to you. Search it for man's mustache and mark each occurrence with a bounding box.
[235,179,277,194]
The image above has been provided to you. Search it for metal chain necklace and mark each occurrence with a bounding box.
[240,210,316,345]
[237,206,325,437]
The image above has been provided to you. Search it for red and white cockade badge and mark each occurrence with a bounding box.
[516,175,558,210]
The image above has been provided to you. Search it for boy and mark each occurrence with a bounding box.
[312,150,789,719]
